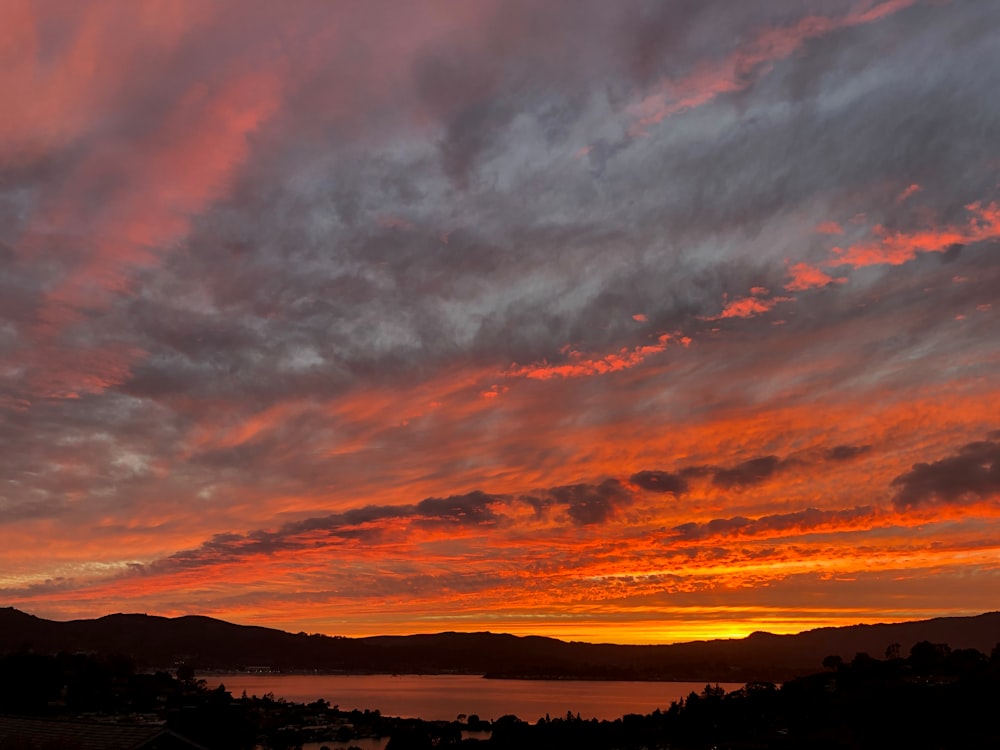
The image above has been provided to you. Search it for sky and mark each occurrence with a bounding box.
[1,0,999,645]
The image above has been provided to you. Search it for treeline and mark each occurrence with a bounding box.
[477,640,1000,750]
[1,640,999,749]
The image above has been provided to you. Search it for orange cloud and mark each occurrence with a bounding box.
[704,294,793,320]
[507,333,674,380]
[828,201,1000,269]
[784,262,848,292]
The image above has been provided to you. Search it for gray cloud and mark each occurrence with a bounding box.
[633,454,800,494]
[544,479,632,525]
[825,444,872,462]
[155,494,503,571]
[415,491,499,526]
[131,477,633,577]
[892,439,1000,510]
[672,505,876,541]
[629,470,689,495]
[711,456,785,489]
[630,444,874,497]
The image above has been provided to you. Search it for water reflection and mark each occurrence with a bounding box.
[211,674,742,722]
[301,738,387,750]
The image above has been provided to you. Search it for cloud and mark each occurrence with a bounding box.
[627,0,917,135]
[635,447,872,496]
[827,202,1000,270]
[895,183,921,205]
[784,262,847,292]
[815,221,844,235]
[712,455,785,489]
[629,470,689,495]
[120,476,633,578]
[3,0,1000,638]
[892,439,1000,509]
[415,491,499,525]
[153,492,506,571]
[671,505,877,541]
[629,446,816,495]
[825,444,872,462]
[703,293,793,321]
[505,334,675,381]
[544,479,633,526]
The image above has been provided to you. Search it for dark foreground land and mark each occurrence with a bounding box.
[1,639,999,749]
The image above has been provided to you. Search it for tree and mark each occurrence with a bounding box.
[822,654,843,671]
[176,663,196,684]
[909,641,950,672]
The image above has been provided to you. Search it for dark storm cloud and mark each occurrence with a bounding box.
[892,439,1000,509]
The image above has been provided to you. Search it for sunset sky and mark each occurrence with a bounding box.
[2,0,999,645]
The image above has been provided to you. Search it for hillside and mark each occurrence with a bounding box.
[2,607,998,682]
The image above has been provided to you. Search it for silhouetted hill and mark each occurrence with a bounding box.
[2,607,998,682]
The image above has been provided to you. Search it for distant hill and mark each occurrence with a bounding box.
[2,607,998,683]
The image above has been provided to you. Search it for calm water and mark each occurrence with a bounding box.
[208,673,742,722]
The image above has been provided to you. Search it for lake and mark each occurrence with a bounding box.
[207,673,742,722]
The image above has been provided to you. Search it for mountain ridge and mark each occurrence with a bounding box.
[2,607,998,683]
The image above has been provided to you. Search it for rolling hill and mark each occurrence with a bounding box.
[2,607,998,683]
